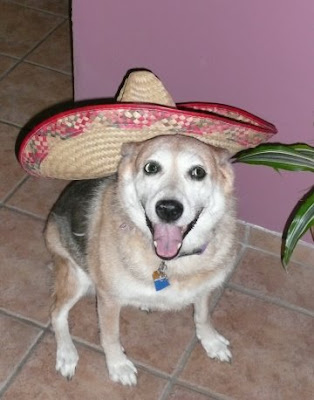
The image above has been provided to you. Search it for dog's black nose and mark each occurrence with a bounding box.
[156,200,183,222]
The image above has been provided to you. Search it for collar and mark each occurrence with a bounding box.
[178,241,209,258]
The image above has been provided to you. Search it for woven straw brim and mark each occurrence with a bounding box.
[19,103,277,180]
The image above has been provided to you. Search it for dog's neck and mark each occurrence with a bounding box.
[178,241,209,258]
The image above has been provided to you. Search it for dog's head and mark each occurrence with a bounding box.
[118,135,234,260]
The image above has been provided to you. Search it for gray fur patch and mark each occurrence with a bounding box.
[49,176,116,266]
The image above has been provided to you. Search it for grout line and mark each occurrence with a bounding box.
[0,59,20,81]
[171,335,197,378]
[158,380,173,400]
[174,379,234,400]
[0,18,67,85]
[158,335,198,400]
[0,308,50,330]
[0,119,23,129]
[131,361,172,381]
[0,57,26,83]
[68,334,172,381]
[223,244,247,286]
[16,19,67,61]
[0,329,46,397]
[158,381,175,400]
[227,282,314,318]
[2,204,46,222]
[236,220,250,246]
[209,245,247,310]
[243,223,250,245]
[24,60,72,76]
[1,175,29,204]
[0,52,20,60]
[5,0,71,18]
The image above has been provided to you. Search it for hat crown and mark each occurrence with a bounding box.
[116,70,175,107]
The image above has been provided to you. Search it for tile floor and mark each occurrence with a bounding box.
[0,1,314,399]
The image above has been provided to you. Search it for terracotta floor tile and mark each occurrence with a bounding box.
[120,306,195,373]
[26,21,72,73]
[168,385,215,399]
[0,208,51,323]
[69,296,100,346]
[231,248,314,311]
[0,1,63,58]
[180,289,314,400]
[0,55,16,78]
[68,296,195,374]
[7,177,69,218]
[2,333,167,399]
[0,123,26,200]
[0,314,41,388]
[0,62,73,126]
[13,0,70,16]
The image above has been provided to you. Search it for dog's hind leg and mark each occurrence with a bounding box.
[194,293,232,363]
[46,220,93,380]
[51,256,92,379]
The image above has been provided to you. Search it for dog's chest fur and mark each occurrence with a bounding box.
[107,265,227,311]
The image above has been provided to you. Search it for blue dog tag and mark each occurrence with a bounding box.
[152,262,170,291]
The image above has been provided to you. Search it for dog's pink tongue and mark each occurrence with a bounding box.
[153,224,182,259]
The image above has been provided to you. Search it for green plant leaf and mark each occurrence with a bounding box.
[291,143,314,158]
[232,143,314,172]
[282,187,314,268]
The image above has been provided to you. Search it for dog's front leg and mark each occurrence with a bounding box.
[193,293,232,362]
[97,292,137,386]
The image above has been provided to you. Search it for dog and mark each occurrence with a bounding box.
[45,134,237,386]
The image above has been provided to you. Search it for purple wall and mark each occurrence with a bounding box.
[72,0,314,240]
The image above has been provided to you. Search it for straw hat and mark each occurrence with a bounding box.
[18,70,277,180]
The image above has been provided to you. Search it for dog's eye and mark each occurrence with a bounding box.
[144,161,161,175]
[189,166,206,180]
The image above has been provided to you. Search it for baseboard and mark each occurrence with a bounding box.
[237,219,314,249]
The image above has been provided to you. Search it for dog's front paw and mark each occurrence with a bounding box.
[199,331,232,363]
[56,343,79,379]
[108,358,137,386]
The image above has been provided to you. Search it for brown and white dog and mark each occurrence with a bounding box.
[45,134,237,386]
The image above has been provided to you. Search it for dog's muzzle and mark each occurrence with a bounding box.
[145,203,202,260]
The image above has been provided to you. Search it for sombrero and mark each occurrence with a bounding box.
[18,69,277,180]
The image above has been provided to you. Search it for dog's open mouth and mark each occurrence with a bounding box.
[146,213,201,260]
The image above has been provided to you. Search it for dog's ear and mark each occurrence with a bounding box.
[121,142,139,157]
[213,147,231,164]
[119,142,143,178]
[213,147,234,194]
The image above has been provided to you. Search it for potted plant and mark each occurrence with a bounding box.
[232,143,314,268]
